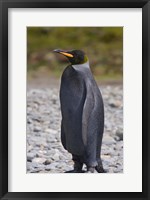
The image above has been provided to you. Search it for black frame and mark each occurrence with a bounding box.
[0,0,149,199]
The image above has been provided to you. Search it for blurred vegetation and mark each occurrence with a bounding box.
[27,27,123,80]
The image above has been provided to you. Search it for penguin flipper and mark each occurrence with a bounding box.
[61,120,67,150]
[81,89,97,166]
[82,83,104,167]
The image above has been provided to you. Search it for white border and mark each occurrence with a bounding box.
[8,8,142,192]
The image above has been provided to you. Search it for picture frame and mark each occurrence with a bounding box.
[0,0,150,199]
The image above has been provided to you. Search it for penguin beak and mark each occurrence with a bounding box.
[53,49,74,58]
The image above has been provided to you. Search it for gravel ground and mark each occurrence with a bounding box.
[27,85,123,173]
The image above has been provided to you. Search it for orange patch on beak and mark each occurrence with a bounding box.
[60,52,73,58]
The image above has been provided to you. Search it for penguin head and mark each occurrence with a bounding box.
[53,49,88,65]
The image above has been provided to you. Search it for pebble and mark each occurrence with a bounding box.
[27,152,36,162]
[52,153,60,161]
[45,162,58,170]
[103,135,116,145]
[45,128,57,134]
[44,159,52,165]
[34,126,42,132]
[32,157,47,164]
[27,85,123,173]
[116,129,123,140]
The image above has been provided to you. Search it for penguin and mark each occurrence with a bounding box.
[53,49,105,173]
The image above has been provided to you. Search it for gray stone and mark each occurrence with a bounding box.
[116,129,123,140]
[44,159,52,165]
[35,141,48,148]
[27,162,34,170]
[52,153,60,161]
[34,126,42,132]
[31,162,43,168]
[103,135,116,145]
[32,157,47,164]
[27,152,36,162]
[45,128,57,134]
[45,163,58,170]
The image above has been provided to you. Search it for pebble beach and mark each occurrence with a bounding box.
[27,83,123,173]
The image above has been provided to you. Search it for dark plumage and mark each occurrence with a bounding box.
[53,49,105,173]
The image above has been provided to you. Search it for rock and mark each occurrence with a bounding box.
[44,159,52,165]
[45,163,58,170]
[108,100,122,108]
[53,153,60,161]
[103,135,116,145]
[63,166,73,172]
[27,145,33,152]
[27,152,36,162]
[27,118,32,124]
[35,141,48,148]
[30,168,45,173]
[32,157,47,164]
[47,137,57,143]
[31,162,43,168]
[45,128,57,134]
[27,162,34,170]
[116,129,123,140]
[47,149,57,155]
[34,126,42,132]
[57,162,67,169]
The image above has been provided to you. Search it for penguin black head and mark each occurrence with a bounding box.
[53,49,88,65]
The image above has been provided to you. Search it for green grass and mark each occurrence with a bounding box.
[27,27,123,77]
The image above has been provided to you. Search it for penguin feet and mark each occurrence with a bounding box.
[86,166,96,173]
[86,165,106,173]
[65,160,85,173]
[65,162,85,173]
[65,169,85,173]
[95,165,106,173]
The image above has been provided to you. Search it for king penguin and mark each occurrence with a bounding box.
[53,49,105,173]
